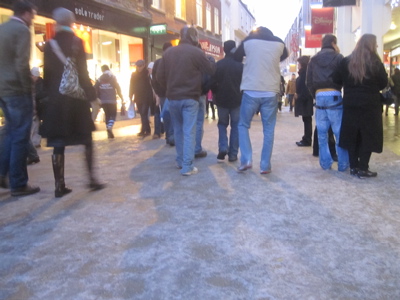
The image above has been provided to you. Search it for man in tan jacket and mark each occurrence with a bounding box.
[286,73,296,112]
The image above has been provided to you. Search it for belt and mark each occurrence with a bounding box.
[314,101,343,110]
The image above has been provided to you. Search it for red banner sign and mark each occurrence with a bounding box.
[199,39,223,60]
[311,8,334,35]
[305,29,322,48]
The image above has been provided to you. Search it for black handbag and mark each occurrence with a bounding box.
[381,87,394,106]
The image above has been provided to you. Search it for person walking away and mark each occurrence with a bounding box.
[94,65,124,139]
[129,60,153,138]
[0,0,40,196]
[278,76,285,112]
[152,42,174,146]
[306,34,349,172]
[294,56,313,147]
[390,68,400,116]
[286,73,296,112]
[210,40,243,163]
[337,34,388,178]
[205,90,216,119]
[41,7,105,197]
[156,26,215,176]
[195,59,216,159]
[147,61,163,139]
[234,26,288,174]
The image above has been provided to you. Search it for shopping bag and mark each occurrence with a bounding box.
[127,102,136,119]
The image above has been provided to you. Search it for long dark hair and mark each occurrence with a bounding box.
[348,34,381,84]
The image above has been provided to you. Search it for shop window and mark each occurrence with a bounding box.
[214,7,219,34]
[206,2,211,31]
[152,0,163,10]
[175,0,186,20]
[196,0,203,27]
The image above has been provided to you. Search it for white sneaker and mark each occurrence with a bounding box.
[181,167,198,176]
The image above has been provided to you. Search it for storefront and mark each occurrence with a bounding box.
[198,33,223,61]
[0,0,152,96]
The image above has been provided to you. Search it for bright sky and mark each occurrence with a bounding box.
[242,0,301,40]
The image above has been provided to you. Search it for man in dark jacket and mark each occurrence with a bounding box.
[390,68,400,116]
[210,40,243,162]
[95,65,124,139]
[306,34,349,172]
[156,26,215,176]
[129,59,154,137]
[0,0,40,196]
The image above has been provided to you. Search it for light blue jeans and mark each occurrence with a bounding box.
[195,95,206,154]
[217,106,240,158]
[238,93,278,172]
[169,99,199,174]
[0,94,33,189]
[315,94,349,171]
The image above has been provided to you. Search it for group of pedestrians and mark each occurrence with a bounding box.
[296,34,388,178]
[0,1,391,201]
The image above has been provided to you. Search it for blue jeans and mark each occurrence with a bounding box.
[217,106,240,158]
[195,95,206,154]
[169,99,199,174]
[0,95,33,189]
[238,93,278,171]
[160,97,174,143]
[315,94,349,171]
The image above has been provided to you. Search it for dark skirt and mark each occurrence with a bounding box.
[339,104,383,153]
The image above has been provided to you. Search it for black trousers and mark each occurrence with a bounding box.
[347,130,372,170]
[302,116,312,144]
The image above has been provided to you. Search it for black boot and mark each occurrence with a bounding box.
[107,128,114,139]
[85,144,106,191]
[52,154,72,198]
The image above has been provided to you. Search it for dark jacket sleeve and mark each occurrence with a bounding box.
[280,45,289,62]
[306,60,315,98]
[233,41,245,62]
[376,61,389,90]
[155,58,167,91]
[151,59,166,97]
[129,73,135,101]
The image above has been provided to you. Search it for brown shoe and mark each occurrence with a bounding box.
[11,185,40,197]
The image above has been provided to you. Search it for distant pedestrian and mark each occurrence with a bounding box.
[94,65,124,139]
[41,7,105,197]
[152,42,174,146]
[306,34,348,172]
[0,0,40,196]
[129,59,153,138]
[294,56,313,147]
[390,68,400,116]
[278,75,285,112]
[338,34,388,178]
[156,26,215,176]
[205,90,216,119]
[286,73,296,112]
[210,40,243,163]
[234,26,288,174]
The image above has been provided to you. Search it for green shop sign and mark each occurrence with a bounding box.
[150,24,167,35]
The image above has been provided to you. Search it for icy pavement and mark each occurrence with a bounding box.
[1,107,400,299]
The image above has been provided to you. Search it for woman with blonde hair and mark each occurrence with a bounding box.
[337,34,388,178]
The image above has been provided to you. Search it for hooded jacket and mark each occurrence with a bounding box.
[233,27,288,93]
[306,47,343,98]
[210,52,243,109]
[94,71,123,104]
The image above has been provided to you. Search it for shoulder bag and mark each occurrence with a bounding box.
[49,38,87,100]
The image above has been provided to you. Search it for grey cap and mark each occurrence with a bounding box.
[136,60,145,67]
[52,7,75,26]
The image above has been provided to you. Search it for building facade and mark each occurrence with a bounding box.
[149,0,223,61]
[221,0,254,47]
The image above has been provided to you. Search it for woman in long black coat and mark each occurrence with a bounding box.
[295,56,314,146]
[40,8,104,197]
[338,34,388,178]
